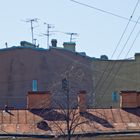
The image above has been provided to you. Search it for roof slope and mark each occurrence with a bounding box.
[0,108,140,135]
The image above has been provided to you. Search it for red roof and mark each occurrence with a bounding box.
[0,108,140,135]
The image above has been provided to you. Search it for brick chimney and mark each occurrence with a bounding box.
[63,42,76,52]
[27,91,51,109]
[137,91,140,107]
[51,39,57,47]
[120,90,138,108]
[135,53,140,61]
[77,90,87,113]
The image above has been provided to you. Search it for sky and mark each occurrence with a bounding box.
[0,0,140,59]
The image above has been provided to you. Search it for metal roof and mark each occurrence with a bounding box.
[0,108,140,135]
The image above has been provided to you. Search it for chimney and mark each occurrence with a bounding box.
[137,91,140,107]
[120,90,138,108]
[51,39,57,47]
[77,90,87,113]
[27,91,52,109]
[63,42,76,52]
[135,53,140,61]
[100,55,108,60]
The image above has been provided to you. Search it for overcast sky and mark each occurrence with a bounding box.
[0,0,140,59]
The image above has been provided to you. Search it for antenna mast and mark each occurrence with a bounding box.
[26,18,38,44]
[44,22,54,48]
[65,32,78,42]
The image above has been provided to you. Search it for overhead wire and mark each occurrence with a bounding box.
[95,15,140,96]
[95,15,140,107]
[70,0,140,23]
[117,17,140,59]
[69,0,140,94]
[71,0,140,107]
[124,27,140,58]
[90,0,140,99]
[70,0,140,102]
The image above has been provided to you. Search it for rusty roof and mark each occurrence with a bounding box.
[0,108,140,136]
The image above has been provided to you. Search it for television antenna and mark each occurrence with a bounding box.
[25,18,38,44]
[64,32,78,42]
[49,31,78,42]
[43,22,55,48]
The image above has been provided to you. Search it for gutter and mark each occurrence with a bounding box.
[0,130,140,139]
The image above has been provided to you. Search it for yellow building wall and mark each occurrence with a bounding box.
[91,54,140,108]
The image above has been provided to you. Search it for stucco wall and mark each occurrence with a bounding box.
[0,47,93,109]
[91,55,140,108]
[1,46,140,109]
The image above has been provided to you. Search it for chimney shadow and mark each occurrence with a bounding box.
[123,108,140,117]
[80,112,114,128]
[30,109,67,121]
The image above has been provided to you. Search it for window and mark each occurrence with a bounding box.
[32,80,37,91]
[112,91,118,102]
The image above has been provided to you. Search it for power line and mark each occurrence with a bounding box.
[131,0,140,16]
[96,29,140,108]
[117,19,140,59]
[125,28,140,58]
[95,15,140,107]
[70,0,140,23]
[111,0,140,59]
[87,0,140,107]
[92,0,140,96]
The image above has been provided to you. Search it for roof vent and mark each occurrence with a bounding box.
[100,55,108,60]
[20,41,37,48]
[51,39,57,47]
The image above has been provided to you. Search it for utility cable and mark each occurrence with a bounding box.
[92,0,140,106]
[117,17,140,59]
[92,0,140,96]
[95,15,140,107]
[98,15,140,89]
[70,0,140,23]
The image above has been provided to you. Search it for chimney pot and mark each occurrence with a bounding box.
[120,90,138,108]
[51,39,57,47]
[77,90,87,113]
[27,91,52,109]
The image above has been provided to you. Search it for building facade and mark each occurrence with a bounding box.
[0,44,93,109]
[92,54,140,108]
[0,41,140,109]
